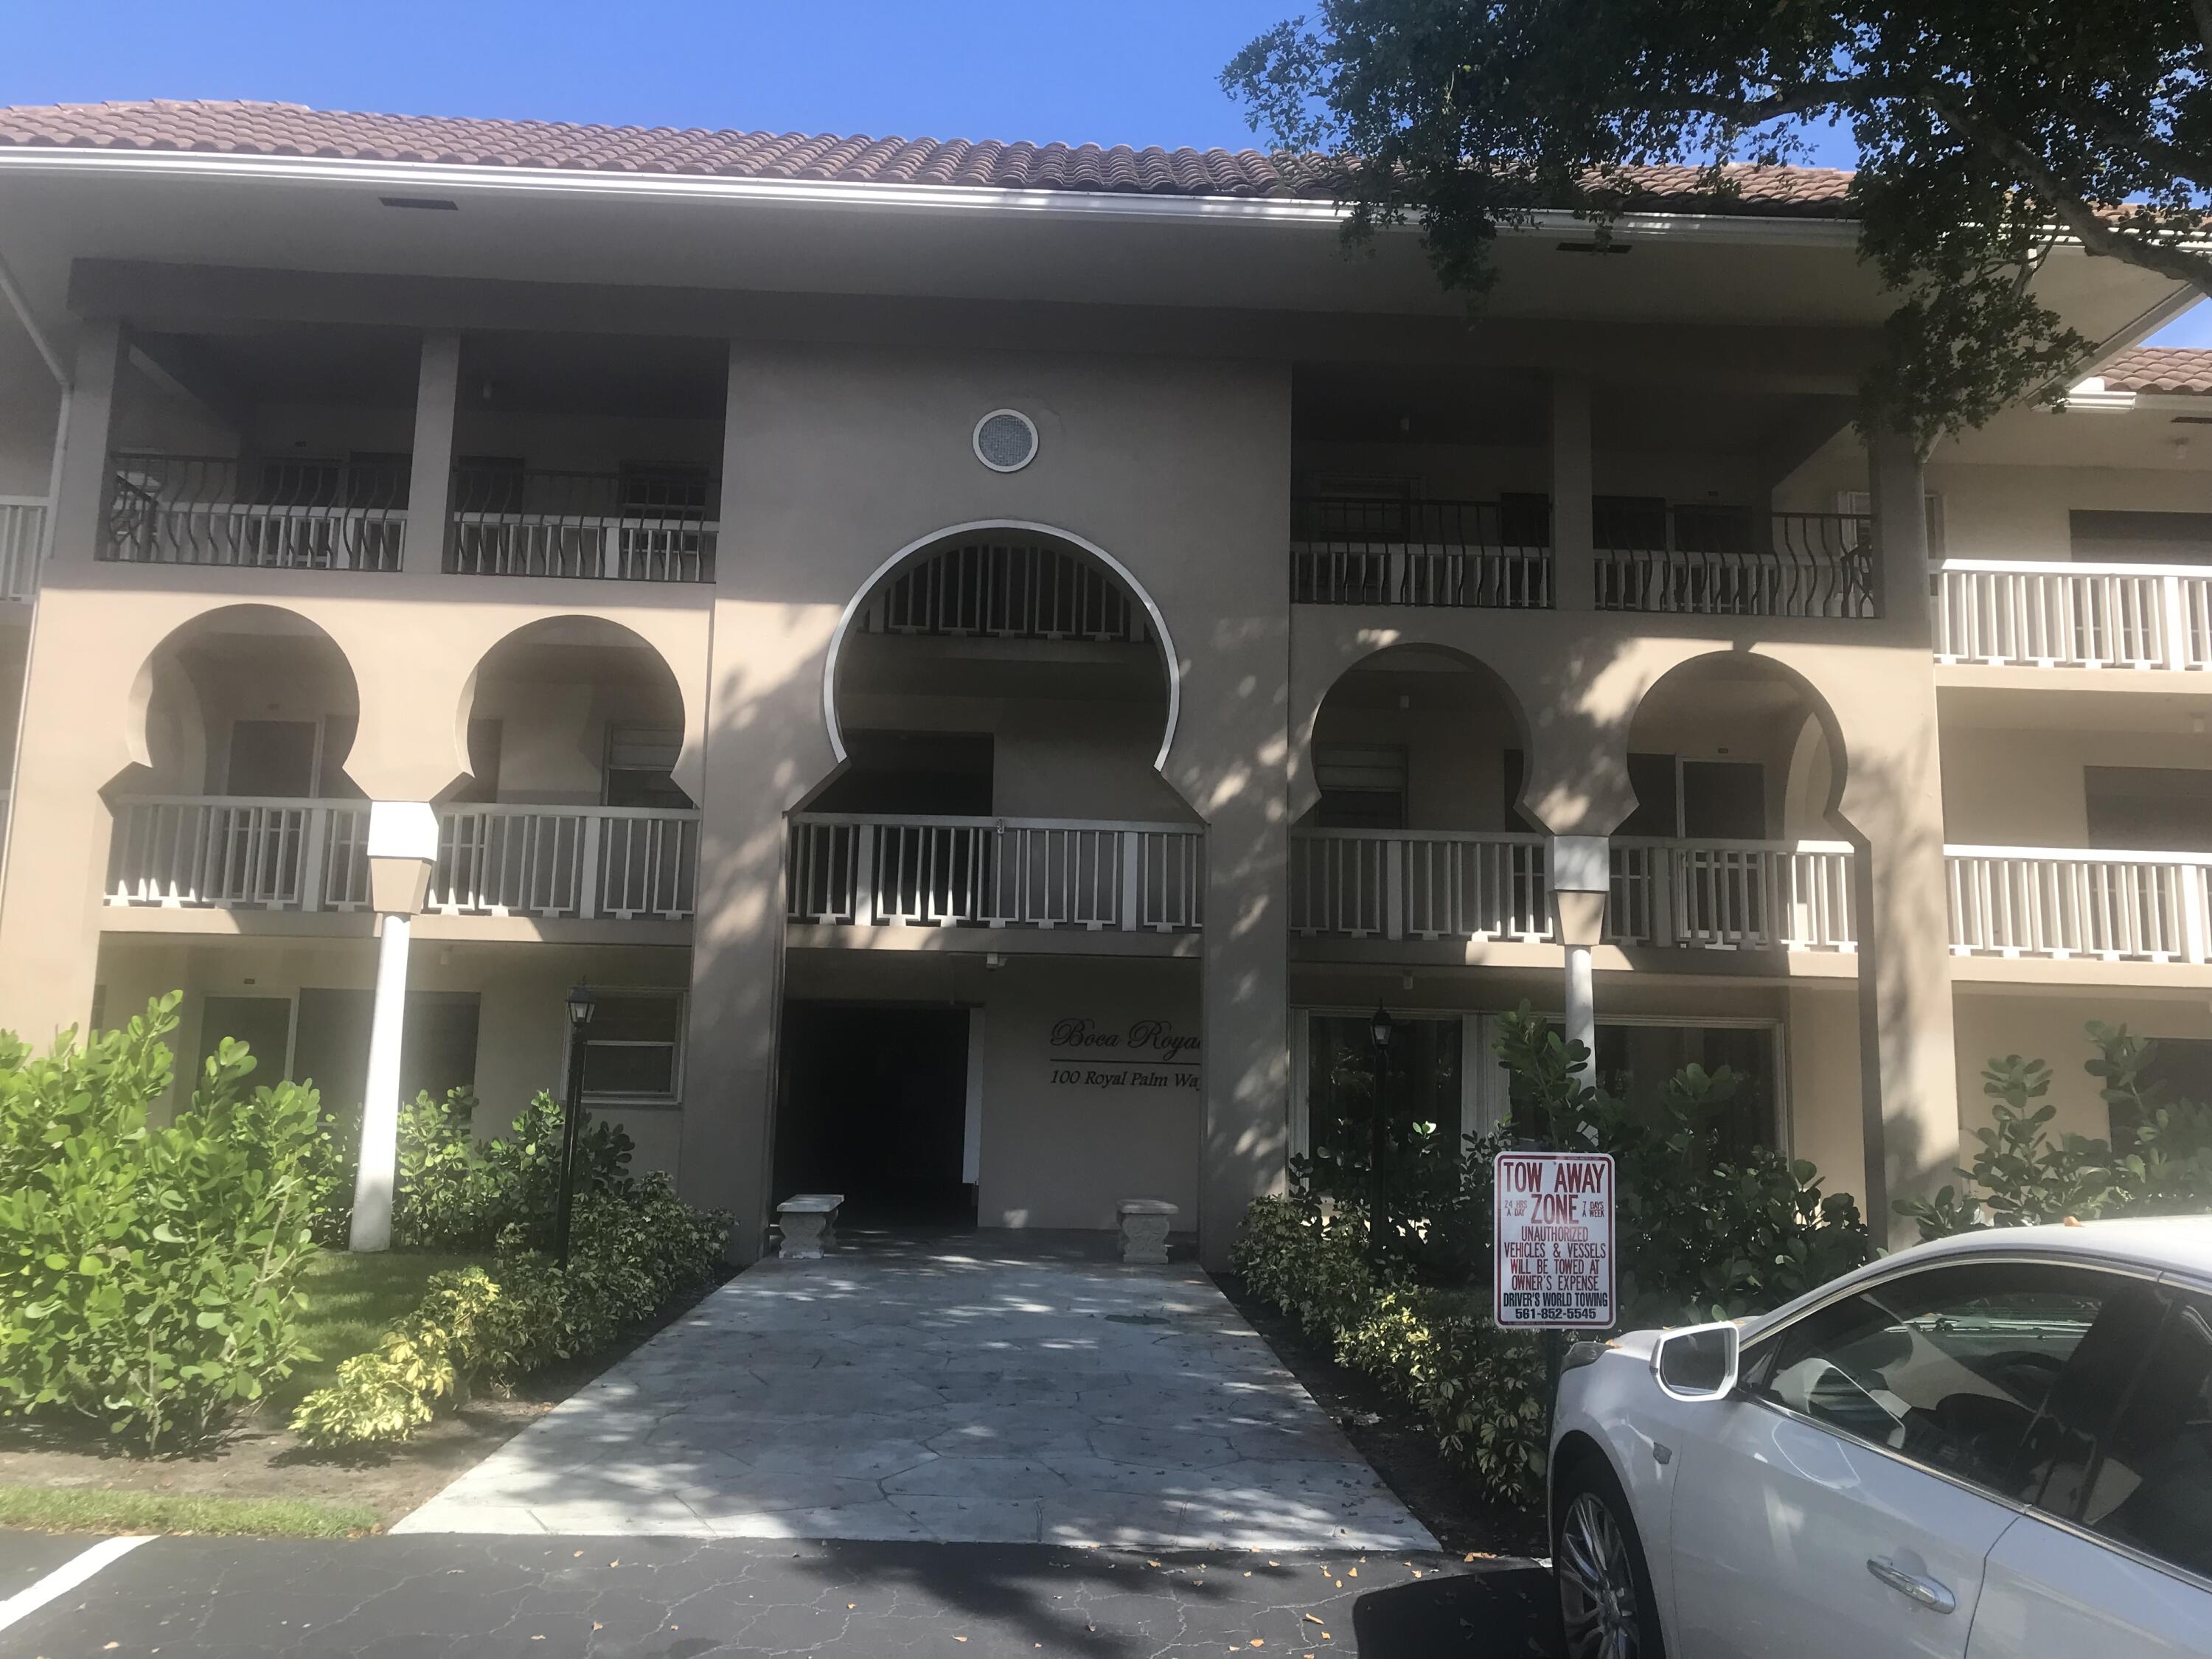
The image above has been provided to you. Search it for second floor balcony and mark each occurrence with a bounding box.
[787,813,1204,936]
[105,797,699,924]
[1933,557,2212,672]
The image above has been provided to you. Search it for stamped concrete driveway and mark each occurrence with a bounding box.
[395,1231,1435,1551]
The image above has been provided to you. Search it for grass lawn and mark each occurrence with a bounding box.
[279,1249,486,1413]
[0,1484,380,1538]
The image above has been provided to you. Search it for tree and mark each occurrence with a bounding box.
[1225,2,2212,450]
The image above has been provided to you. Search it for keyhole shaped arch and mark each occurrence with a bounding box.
[820,518,1183,775]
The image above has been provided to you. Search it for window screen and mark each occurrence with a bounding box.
[604,723,693,810]
[582,992,685,1101]
[1313,745,1408,830]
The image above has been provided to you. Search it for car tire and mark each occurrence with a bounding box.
[1554,1454,1667,1658]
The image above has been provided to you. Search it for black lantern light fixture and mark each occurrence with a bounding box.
[554,983,597,1268]
[1367,1004,1394,1264]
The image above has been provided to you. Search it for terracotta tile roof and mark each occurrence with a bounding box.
[0,99,1858,215]
[2098,347,2212,396]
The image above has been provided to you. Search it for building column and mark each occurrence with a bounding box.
[1197,787,1290,1270]
[403,332,460,582]
[0,322,125,1043]
[1549,374,1595,611]
[1848,428,1958,1242]
[349,801,437,1252]
[1550,835,1607,1062]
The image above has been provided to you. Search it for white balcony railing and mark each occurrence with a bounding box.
[1288,830,1857,951]
[106,798,697,921]
[1288,830,1553,941]
[1947,846,2212,963]
[1932,559,2212,671]
[431,806,699,921]
[0,496,45,601]
[787,815,1203,932]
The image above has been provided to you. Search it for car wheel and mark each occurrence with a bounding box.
[1554,1457,1666,1659]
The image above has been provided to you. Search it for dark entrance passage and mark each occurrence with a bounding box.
[775,1003,974,1225]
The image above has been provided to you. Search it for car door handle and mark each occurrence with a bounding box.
[1866,1557,1958,1615]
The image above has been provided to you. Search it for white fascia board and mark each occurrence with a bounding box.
[0,146,1865,246]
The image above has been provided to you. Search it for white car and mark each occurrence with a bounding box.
[1549,1216,2212,1658]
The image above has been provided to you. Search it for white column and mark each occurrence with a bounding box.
[349,801,439,1253]
[1550,834,1609,1065]
[350,910,411,1252]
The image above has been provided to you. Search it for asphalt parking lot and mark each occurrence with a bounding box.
[0,1531,1562,1658]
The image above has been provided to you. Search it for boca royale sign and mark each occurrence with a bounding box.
[1046,1017,1200,1091]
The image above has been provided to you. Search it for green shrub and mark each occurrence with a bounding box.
[290,1173,729,1447]
[0,995,323,1453]
[1902,1024,2212,1241]
[1235,1004,1877,1503]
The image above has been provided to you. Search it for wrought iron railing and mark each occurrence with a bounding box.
[856,538,1148,641]
[1594,509,1877,618]
[101,456,408,571]
[0,497,44,600]
[1289,497,1553,608]
[787,814,1203,931]
[445,468,717,582]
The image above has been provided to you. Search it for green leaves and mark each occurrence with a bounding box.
[0,995,321,1452]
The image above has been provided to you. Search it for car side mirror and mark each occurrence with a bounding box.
[1652,1321,1741,1402]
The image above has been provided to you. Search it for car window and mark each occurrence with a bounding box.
[1749,1261,2117,1498]
[2076,1289,2212,1581]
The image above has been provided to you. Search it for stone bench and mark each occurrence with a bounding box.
[1116,1198,1178,1265]
[776,1192,845,1260]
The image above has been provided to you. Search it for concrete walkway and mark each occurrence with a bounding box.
[395,1231,1436,1550]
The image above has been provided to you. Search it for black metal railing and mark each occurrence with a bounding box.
[1593,509,1878,618]
[101,454,408,571]
[445,467,717,582]
[1289,497,1554,608]
[857,538,1148,641]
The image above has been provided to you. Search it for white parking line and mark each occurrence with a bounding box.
[0,1537,153,1632]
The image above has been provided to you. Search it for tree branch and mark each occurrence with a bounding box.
[1663,79,1877,128]
[1927,90,2212,298]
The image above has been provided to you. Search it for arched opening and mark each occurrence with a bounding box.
[1294,644,1534,1198]
[108,604,366,911]
[1614,650,1854,1158]
[785,524,1197,1230]
[453,616,697,923]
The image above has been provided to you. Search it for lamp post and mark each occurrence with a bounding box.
[1368,1004,1394,1265]
[554,982,596,1269]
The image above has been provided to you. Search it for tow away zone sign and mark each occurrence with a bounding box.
[1494,1151,1615,1329]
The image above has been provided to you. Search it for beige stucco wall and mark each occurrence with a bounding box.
[1941,722,2212,846]
[93,934,692,1176]
[1950,988,2212,1147]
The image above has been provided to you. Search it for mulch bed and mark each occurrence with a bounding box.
[1214,1270,1548,1559]
[0,1266,734,1531]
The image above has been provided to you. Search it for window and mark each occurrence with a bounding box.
[1301,1012,1462,1186]
[223,720,319,797]
[619,465,712,517]
[2076,1289,2212,1579]
[1747,1262,2116,1498]
[1593,1024,1778,1158]
[291,989,481,1109]
[2070,509,2212,565]
[198,995,293,1079]
[582,992,685,1102]
[451,456,527,515]
[1313,745,1408,830]
[2112,1035,2212,1147]
[604,723,693,810]
[2083,765,2212,854]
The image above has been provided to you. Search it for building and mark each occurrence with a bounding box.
[0,100,2205,1265]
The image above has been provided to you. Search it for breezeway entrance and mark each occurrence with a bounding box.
[776,1004,976,1228]
[394,1231,1433,1549]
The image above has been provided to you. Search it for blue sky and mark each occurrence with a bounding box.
[4,0,2202,344]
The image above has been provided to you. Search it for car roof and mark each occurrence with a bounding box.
[1741,1217,2212,1338]
[1886,1215,2212,1281]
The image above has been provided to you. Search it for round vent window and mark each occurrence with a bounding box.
[973,408,1040,473]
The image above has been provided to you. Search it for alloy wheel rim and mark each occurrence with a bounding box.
[1557,1491,1642,1659]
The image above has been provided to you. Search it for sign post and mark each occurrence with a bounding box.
[1494,1150,1617,1448]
